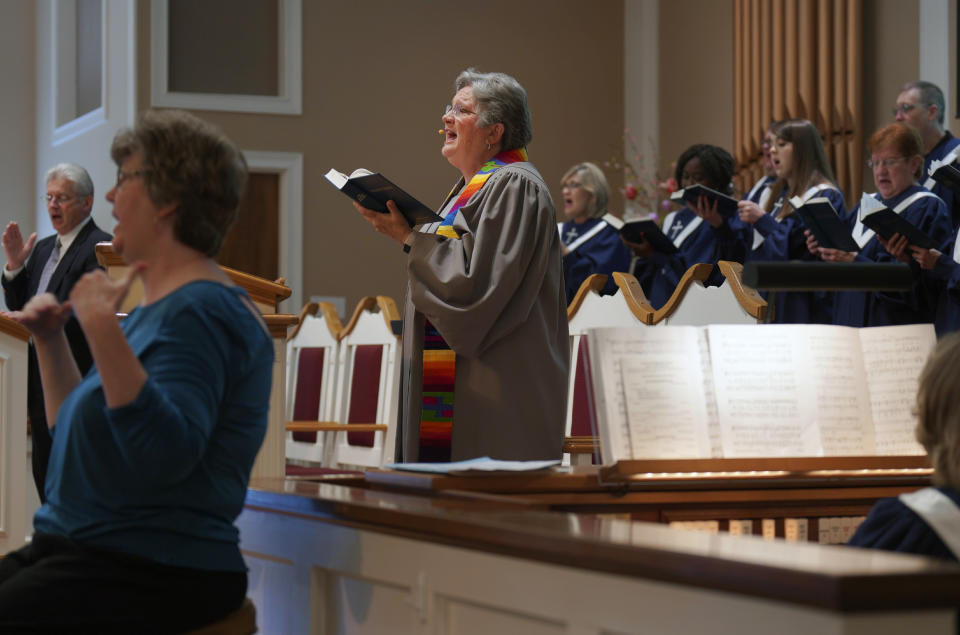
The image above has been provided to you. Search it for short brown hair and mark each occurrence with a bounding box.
[868,123,924,179]
[915,332,960,490]
[110,109,247,257]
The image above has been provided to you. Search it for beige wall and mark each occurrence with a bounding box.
[0,2,35,312]
[657,0,735,185]
[137,0,624,314]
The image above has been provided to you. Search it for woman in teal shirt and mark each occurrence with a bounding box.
[0,109,273,633]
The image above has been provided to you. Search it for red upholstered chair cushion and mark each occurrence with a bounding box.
[346,345,383,447]
[291,347,325,443]
[570,338,594,437]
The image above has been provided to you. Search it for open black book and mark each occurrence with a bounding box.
[858,194,937,249]
[325,168,443,227]
[928,158,960,193]
[670,184,739,218]
[602,213,678,255]
[791,196,860,252]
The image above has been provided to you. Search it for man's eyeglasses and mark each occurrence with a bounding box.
[44,194,77,206]
[891,103,926,117]
[444,103,477,118]
[116,169,145,188]
[866,157,908,169]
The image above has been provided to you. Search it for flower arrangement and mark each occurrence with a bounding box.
[604,129,678,223]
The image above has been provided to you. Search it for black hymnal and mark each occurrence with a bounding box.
[928,158,960,193]
[791,196,860,252]
[670,184,739,218]
[859,195,937,249]
[603,214,678,255]
[325,168,443,227]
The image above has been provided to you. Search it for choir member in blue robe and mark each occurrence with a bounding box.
[558,162,632,304]
[810,123,952,328]
[893,81,960,229]
[734,119,846,323]
[624,144,735,309]
[710,122,780,264]
[849,333,960,565]
[904,227,960,335]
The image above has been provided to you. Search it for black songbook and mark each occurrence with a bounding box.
[325,168,443,227]
[928,158,960,193]
[670,184,739,218]
[858,195,937,249]
[791,196,860,252]
[603,213,678,255]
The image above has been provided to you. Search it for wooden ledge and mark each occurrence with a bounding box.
[611,272,656,324]
[717,260,767,321]
[566,274,608,320]
[652,263,714,324]
[340,296,400,340]
[286,421,388,433]
[0,315,29,342]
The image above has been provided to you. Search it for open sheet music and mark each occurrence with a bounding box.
[587,323,935,463]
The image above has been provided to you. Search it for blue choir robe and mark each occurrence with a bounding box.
[715,175,775,264]
[631,206,724,309]
[560,217,633,304]
[922,131,960,230]
[742,185,847,323]
[834,185,951,328]
[848,486,960,563]
[919,228,960,335]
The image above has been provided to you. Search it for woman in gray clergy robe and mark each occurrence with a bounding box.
[355,68,569,462]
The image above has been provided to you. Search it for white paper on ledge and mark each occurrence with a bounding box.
[384,456,561,475]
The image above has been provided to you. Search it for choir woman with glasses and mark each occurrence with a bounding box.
[354,68,568,463]
[807,122,952,327]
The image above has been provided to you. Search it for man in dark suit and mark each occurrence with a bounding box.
[2,163,112,501]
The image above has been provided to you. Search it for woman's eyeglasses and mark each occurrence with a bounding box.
[444,104,477,118]
[866,157,907,169]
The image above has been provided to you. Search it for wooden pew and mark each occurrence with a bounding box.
[240,472,960,634]
[95,242,298,479]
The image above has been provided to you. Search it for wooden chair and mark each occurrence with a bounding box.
[564,273,653,465]
[653,261,767,325]
[185,598,257,634]
[326,296,401,469]
[284,302,343,466]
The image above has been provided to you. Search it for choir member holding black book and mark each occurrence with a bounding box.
[808,123,951,328]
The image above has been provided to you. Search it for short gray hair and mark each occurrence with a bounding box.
[45,163,94,198]
[455,68,532,152]
[561,162,609,218]
[903,80,946,126]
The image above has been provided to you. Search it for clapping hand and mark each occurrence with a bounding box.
[2,221,37,271]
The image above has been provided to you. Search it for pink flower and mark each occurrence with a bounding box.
[660,199,672,212]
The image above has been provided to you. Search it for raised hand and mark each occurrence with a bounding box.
[2,221,37,271]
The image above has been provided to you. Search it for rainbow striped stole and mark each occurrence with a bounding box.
[436,148,528,239]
